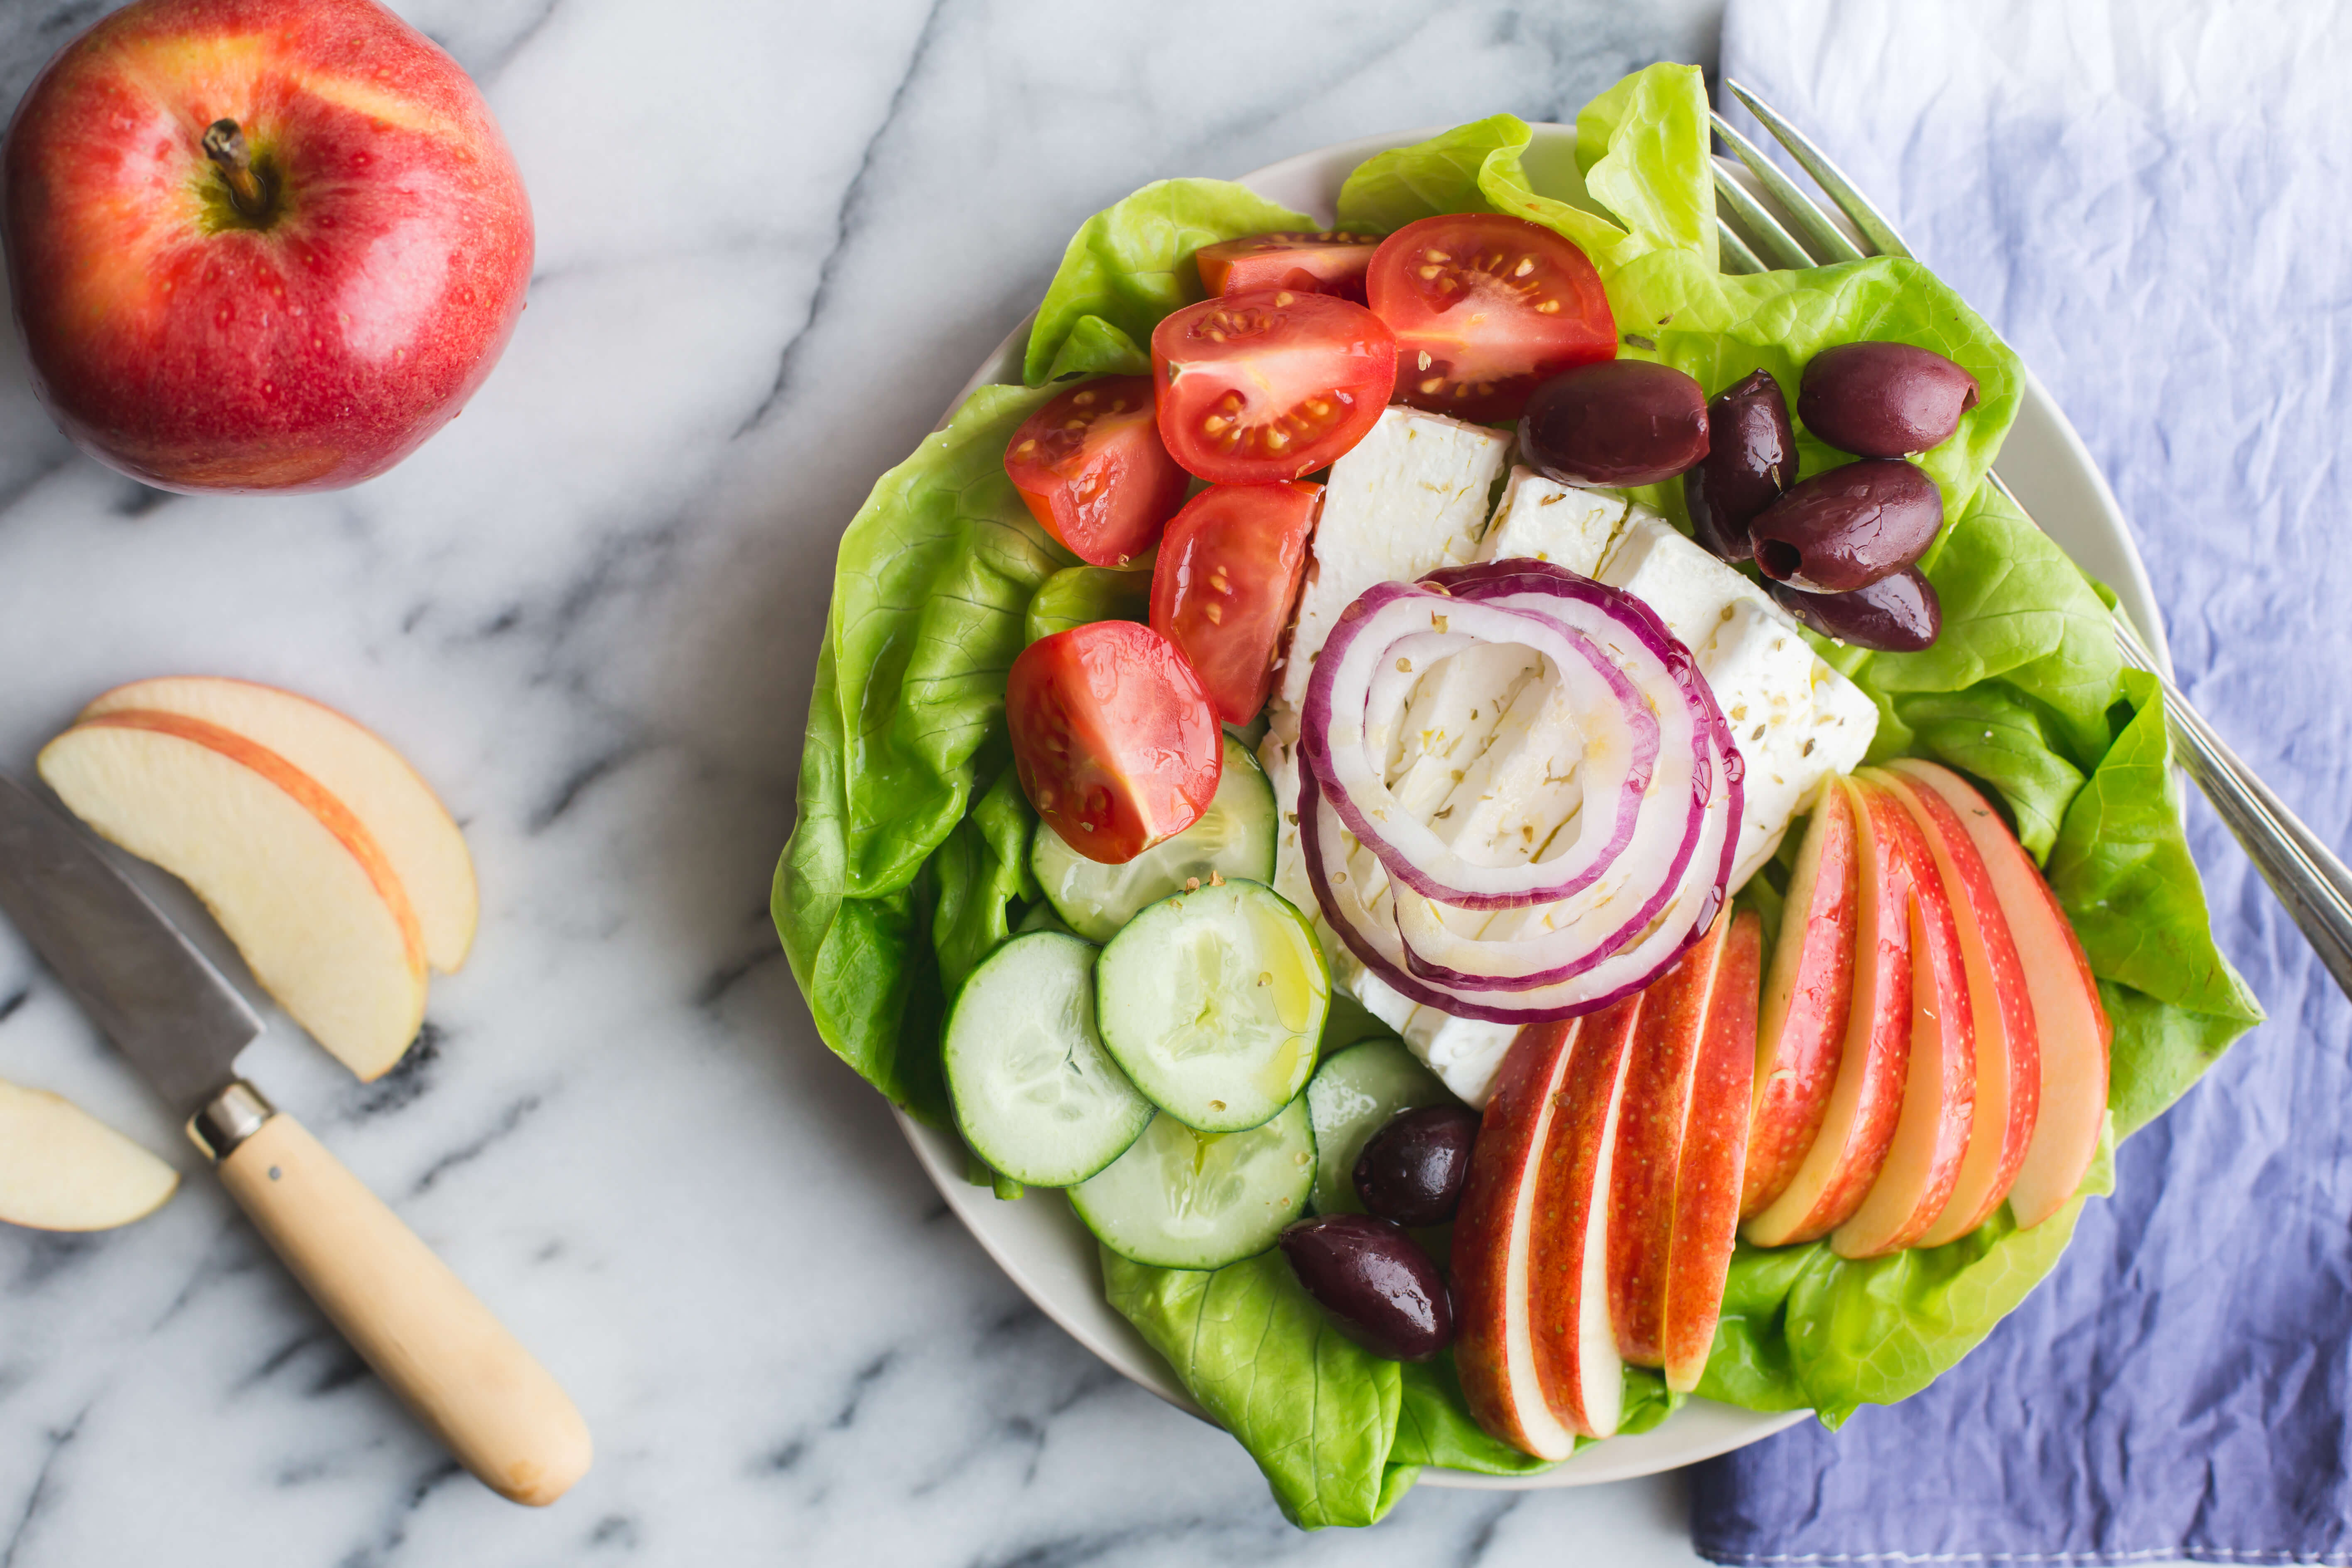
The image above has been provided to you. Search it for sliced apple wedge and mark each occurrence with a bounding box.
[1885,758,2110,1228]
[1608,906,1759,1375]
[1830,818,1978,1260]
[1607,921,1719,1369]
[1455,1016,1589,1460]
[1743,776,1914,1247]
[81,677,476,972]
[0,1079,178,1231]
[1526,997,1644,1439]
[1455,998,1643,1455]
[1662,908,1761,1393]
[1875,766,2041,1246]
[39,717,427,1081]
[1743,783,1859,1218]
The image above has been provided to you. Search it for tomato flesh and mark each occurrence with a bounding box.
[1152,289,1397,484]
[1150,482,1319,724]
[1004,376,1190,566]
[1196,231,1381,304]
[1365,213,1616,423]
[1007,621,1223,864]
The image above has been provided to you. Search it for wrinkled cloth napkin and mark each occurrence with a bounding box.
[1692,1,2352,1562]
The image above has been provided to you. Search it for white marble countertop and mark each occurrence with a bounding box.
[0,1,1733,1561]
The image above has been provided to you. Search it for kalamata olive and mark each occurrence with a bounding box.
[1683,368,1797,561]
[1518,360,1710,487]
[1770,568,1942,652]
[1353,1104,1479,1226]
[1749,458,1942,592]
[1279,1213,1454,1362]
[1798,342,1981,458]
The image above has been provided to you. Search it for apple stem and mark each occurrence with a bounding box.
[201,119,268,220]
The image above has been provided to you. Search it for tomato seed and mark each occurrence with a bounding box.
[1204,603,1223,624]
[1419,376,1444,394]
[1417,264,1442,280]
[1536,299,1561,314]
[1515,257,1535,277]
[1425,250,1449,263]
[1073,390,1095,405]
[1203,415,1229,433]
[1417,351,1433,371]
[1274,291,1295,306]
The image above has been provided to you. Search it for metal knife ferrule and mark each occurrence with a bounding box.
[189,1080,277,1161]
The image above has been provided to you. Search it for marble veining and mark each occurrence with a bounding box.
[0,1,1737,1563]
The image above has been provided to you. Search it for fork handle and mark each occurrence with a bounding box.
[2138,657,2352,998]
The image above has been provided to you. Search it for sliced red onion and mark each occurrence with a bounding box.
[1296,562,1746,1024]
[1301,582,1668,911]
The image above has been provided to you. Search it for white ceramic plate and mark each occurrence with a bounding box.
[893,123,2166,1489]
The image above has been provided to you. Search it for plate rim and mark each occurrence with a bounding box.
[888,117,2163,1491]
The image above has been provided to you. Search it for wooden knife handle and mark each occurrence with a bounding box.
[209,1102,593,1505]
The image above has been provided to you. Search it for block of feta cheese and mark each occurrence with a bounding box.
[1268,406,1510,736]
[1596,511,1876,883]
[1475,467,1629,576]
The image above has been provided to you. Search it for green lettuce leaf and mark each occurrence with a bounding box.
[929,766,1039,999]
[1024,562,1154,645]
[1860,484,2122,765]
[1024,179,1314,386]
[773,383,1065,1121]
[1100,1248,1410,1529]
[1895,684,2086,862]
[1392,1355,1557,1475]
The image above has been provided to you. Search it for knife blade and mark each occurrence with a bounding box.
[0,768,592,1503]
[0,773,261,1117]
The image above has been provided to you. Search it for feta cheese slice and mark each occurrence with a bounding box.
[1698,599,1876,886]
[1599,511,1878,888]
[1476,468,1628,576]
[1270,407,1509,733]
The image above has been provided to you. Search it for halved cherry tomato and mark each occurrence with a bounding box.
[1365,213,1615,423]
[1150,482,1319,724]
[1004,377,1190,566]
[1007,621,1223,864]
[1195,231,1382,304]
[1151,289,1397,484]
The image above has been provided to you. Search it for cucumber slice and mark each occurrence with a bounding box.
[1032,733,1275,942]
[1016,901,1071,936]
[1096,878,1328,1132]
[1304,1037,1453,1214]
[1069,1098,1316,1269]
[943,933,1152,1188]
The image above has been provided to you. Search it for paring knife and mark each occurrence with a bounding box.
[0,773,591,1506]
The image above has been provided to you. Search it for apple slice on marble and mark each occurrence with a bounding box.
[1741,782,1859,1220]
[1874,766,2042,1247]
[81,677,477,972]
[38,715,427,1082]
[0,1078,177,1231]
[1885,758,2110,1228]
[1743,776,1915,1248]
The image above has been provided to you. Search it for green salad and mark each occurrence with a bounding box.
[775,62,2259,1528]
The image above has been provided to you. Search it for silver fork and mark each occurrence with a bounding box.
[1711,79,2352,1001]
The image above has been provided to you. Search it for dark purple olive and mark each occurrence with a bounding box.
[1354,1104,1479,1226]
[1518,360,1710,487]
[1683,368,1797,562]
[1750,458,1942,592]
[1798,342,1981,458]
[1279,1213,1453,1362]
[1770,569,1942,652]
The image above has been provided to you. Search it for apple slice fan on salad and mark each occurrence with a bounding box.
[775,64,2261,1529]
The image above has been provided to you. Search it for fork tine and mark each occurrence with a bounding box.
[1724,79,1915,260]
[1710,163,1818,270]
[1715,219,1768,276]
[1711,111,1867,265]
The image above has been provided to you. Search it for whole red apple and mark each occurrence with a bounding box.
[0,0,533,493]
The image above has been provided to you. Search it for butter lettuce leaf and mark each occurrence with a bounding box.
[1024,179,1313,386]
[1894,684,2085,862]
[1101,1248,1411,1529]
[774,383,1065,1121]
[928,766,1039,1000]
[1024,562,1153,645]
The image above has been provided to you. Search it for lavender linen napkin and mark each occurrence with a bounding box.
[1690,2,2352,1562]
